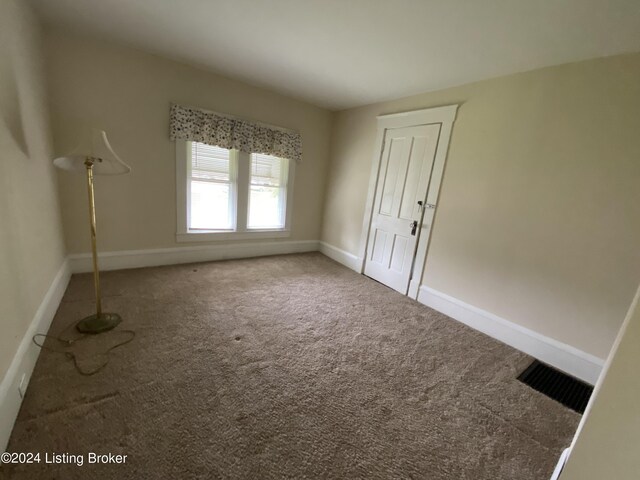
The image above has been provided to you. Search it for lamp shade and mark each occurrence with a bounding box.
[53,129,131,175]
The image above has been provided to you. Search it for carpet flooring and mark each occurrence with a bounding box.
[4,253,580,479]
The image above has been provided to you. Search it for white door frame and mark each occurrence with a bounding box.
[357,105,458,298]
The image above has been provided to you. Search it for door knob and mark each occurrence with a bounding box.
[410,220,418,236]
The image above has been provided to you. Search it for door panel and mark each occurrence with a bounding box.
[399,134,430,220]
[379,137,407,216]
[364,124,440,294]
[370,229,387,265]
[390,235,408,273]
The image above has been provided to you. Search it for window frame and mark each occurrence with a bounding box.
[176,140,295,242]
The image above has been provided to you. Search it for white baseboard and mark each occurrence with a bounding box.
[417,286,605,385]
[319,242,362,272]
[0,258,71,452]
[68,240,320,273]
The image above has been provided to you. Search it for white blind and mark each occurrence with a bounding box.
[191,143,230,182]
[251,153,285,187]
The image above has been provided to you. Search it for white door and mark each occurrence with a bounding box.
[364,124,441,293]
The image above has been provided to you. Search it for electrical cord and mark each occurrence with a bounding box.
[32,319,135,376]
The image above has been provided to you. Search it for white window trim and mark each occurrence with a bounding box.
[176,140,295,243]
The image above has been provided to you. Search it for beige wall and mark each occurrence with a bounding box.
[44,29,333,254]
[0,1,66,382]
[322,54,640,359]
[561,284,640,479]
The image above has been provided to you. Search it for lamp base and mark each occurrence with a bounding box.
[76,313,122,334]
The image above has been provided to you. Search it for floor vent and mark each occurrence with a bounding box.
[518,360,593,414]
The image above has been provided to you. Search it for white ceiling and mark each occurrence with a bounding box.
[30,0,640,110]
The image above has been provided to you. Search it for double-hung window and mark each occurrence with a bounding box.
[177,140,293,241]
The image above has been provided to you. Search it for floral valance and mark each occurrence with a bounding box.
[169,104,302,162]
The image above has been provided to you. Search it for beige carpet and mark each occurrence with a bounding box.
[4,253,579,479]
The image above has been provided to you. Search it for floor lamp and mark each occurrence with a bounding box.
[54,129,131,334]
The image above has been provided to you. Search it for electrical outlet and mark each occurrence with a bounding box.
[18,373,26,399]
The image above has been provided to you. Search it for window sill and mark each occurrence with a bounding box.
[176,229,291,243]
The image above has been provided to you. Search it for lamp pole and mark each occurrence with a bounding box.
[85,157,102,317]
[75,156,122,333]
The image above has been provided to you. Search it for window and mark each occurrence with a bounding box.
[189,143,236,230]
[176,141,293,241]
[248,153,288,229]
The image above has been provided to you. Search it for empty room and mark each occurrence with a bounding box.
[1,0,640,479]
